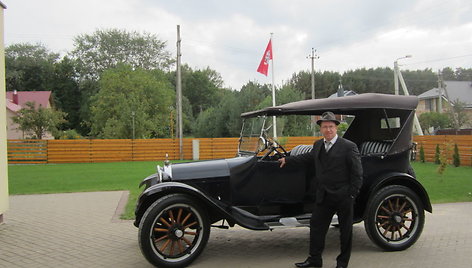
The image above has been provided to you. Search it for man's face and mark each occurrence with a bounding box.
[320,121,337,141]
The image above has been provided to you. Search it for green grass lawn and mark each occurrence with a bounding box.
[412,162,472,203]
[7,161,181,219]
[7,161,472,220]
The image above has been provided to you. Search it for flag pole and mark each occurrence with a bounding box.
[270,33,277,138]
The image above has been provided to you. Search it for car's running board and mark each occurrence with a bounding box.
[266,215,339,229]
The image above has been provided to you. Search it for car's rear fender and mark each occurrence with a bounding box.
[134,181,238,228]
[361,172,432,218]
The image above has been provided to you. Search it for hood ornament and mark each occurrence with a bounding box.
[164,153,170,167]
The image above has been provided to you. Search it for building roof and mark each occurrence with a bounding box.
[6,91,52,109]
[6,99,22,113]
[418,81,472,107]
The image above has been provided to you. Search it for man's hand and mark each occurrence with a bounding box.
[278,157,286,168]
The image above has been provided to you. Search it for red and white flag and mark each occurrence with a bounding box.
[257,39,273,76]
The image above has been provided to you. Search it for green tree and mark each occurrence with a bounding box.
[89,65,174,138]
[454,67,472,81]
[337,122,349,136]
[419,112,450,134]
[12,102,66,139]
[342,67,393,94]
[401,69,437,96]
[181,66,225,117]
[215,91,243,137]
[441,67,456,80]
[50,57,82,132]
[77,79,100,136]
[193,107,220,138]
[448,99,470,130]
[238,81,271,112]
[256,85,311,137]
[341,67,436,96]
[70,29,174,80]
[6,43,59,91]
[288,70,340,99]
[193,90,242,138]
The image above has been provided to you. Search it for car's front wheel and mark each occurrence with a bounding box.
[138,194,210,267]
[364,185,425,251]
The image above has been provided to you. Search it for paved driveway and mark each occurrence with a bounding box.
[1,191,471,268]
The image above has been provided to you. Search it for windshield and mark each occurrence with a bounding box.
[238,116,267,153]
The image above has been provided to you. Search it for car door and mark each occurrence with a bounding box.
[230,158,308,215]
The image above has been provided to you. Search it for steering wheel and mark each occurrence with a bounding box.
[261,138,288,160]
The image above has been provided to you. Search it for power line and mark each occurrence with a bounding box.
[404,54,472,66]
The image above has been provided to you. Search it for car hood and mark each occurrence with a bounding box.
[171,159,230,180]
[169,156,256,181]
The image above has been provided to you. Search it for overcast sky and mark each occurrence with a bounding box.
[5,0,472,90]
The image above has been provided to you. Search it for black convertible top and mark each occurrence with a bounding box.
[241,93,418,118]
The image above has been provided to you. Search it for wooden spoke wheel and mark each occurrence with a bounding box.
[139,194,210,267]
[365,185,425,251]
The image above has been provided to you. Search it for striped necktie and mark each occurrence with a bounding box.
[325,141,332,152]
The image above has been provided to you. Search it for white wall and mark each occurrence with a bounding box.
[0,4,9,221]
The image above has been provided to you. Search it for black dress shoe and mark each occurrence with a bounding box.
[335,265,346,268]
[294,258,322,268]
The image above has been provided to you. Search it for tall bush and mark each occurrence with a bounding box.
[437,142,452,175]
[419,144,425,163]
[434,144,441,164]
[452,144,461,167]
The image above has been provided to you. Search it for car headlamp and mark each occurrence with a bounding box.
[258,137,267,152]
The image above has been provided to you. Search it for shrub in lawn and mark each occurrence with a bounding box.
[419,145,425,163]
[437,142,452,175]
[434,144,441,164]
[452,143,460,167]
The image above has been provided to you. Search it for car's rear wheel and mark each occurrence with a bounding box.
[364,185,425,251]
[138,194,210,267]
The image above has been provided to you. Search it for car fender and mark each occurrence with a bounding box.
[364,172,432,215]
[134,181,235,227]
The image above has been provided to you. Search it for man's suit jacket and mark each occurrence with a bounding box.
[286,137,363,204]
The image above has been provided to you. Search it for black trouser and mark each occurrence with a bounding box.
[309,193,354,267]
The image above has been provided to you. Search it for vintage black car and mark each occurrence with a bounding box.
[134,93,432,268]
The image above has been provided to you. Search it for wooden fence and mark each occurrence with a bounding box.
[7,135,472,166]
[413,135,472,166]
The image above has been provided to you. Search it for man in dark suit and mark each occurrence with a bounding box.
[278,111,363,268]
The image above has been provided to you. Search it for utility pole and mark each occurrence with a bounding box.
[393,55,424,135]
[437,70,443,113]
[307,48,319,136]
[394,63,399,96]
[394,55,412,95]
[307,48,319,99]
[176,25,183,160]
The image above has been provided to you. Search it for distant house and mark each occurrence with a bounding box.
[327,90,357,123]
[5,90,54,139]
[327,90,357,98]
[416,81,472,128]
[417,81,472,113]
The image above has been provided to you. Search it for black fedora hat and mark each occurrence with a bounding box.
[316,111,340,125]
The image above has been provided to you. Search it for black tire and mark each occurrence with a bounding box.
[138,194,210,267]
[364,185,425,251]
